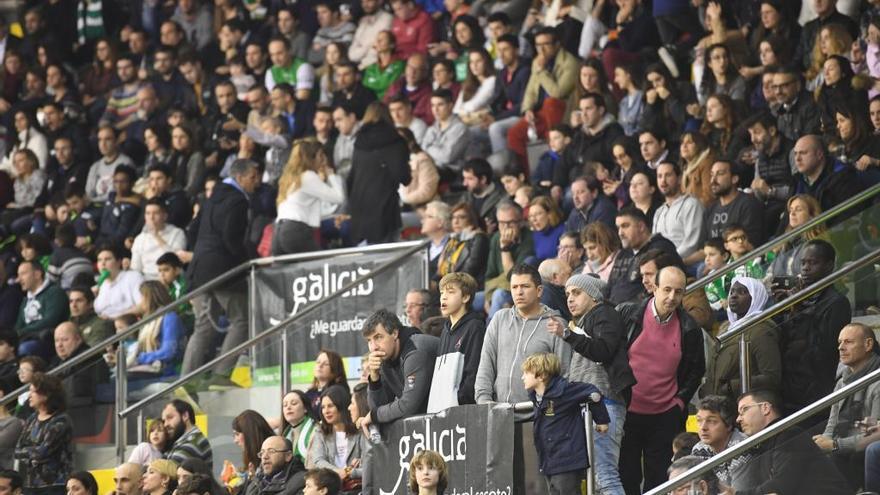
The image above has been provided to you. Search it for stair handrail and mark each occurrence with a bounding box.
[117,239,430,419]
[712,245,880,347]
[685,182,880,295]
[0,240,429,409]
[644,365,880,494]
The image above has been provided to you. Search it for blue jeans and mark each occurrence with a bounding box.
[593,400,626,495]
[866,441,880,492]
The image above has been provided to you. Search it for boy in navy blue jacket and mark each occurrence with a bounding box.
[523,352,610,494]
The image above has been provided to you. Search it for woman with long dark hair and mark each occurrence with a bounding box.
[66,472,99,495]
[169,124,206,198]
[448,15,485,82]
[307,387,367,489]
[232,410,275,477]
[698,44,746,105]
[453,49,496,124]
[14,373,73,495]
[699,94,740,159]
[305,350,349,420]
[834,104,880,185]
[816,55,867,136]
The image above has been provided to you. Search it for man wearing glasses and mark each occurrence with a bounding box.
[245,436,306,495]
[734,389,848,494]
[769,67,820,142]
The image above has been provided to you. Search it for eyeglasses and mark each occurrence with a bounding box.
[737,402,767,415]
[725,235,747,243]
[258,448,290,457]
[771,80,796,91]
[497,220,518,226]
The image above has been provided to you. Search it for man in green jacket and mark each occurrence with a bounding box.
[482,200,534,318]
[14,261,69,357]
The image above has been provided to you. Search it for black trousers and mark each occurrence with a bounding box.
[271,219,318,255]
[619,405,686,495]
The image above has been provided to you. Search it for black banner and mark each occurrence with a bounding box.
[371,404,516,495]
[251,248,427,383]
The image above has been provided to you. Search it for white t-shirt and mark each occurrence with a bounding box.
[334,431,348,468]
[94,270,144,319]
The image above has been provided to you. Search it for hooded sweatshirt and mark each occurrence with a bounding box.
[436,311,487,406]
[474,304,572,412]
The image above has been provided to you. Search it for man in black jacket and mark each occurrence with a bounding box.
[430,273,486,409]
[181,159,259,380]
[775,239,852,416]
[771,68,821,142]
[551,93,623,200]
[735,389,849,495]
[546,273,635,495]
[607,207,682,305]
[243,436,306,495]
[616,266,705,494]
[792,134,863,212]
[361,309,438,429]
[488,33,531,154]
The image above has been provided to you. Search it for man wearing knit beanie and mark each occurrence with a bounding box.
[546,273,634,495]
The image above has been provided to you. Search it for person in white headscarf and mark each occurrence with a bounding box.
[700,276,782,402]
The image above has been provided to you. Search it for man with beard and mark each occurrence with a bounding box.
[163,399,212,469]
[607,207,681,305]
[743,112,793,237]
[461,159,504,231]
[100,55,144,132]
[702,160,765,246]
[546,273,635,495]
[68,287,113,348]
[242,436,306,495]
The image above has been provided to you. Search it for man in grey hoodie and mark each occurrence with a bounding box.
[474,263,571,414]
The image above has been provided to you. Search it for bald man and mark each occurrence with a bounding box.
[113,463,143,495]
[538,258,572,320]
[792,134,862,212]
[243,436,306,495]
[53,322,83,363]
[813,323,880,488]
[617,266,706,494]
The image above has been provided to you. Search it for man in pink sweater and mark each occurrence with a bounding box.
[616,265,705,494]
[390,0,436,59]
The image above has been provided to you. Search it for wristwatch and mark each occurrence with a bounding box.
[562,327,571,339]
[832,440,840,452]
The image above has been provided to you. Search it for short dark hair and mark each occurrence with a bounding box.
[579,91,605,110]
[0,330,18,351]
[487,12,511,25]
[387,94,412,106]
[804,238,836,265]
[639,127,667,145]
[156,252,183,268]
[362,309,404,337]
[69,285,95,304]
[549,123,573,138]
[496,33,518,48]
[167,398,195,425]
[305,468,342,494]
[572,175,600,193]
[19,260,45,276]
[657,161,681,177]
[508,263,542,287]
[559,231,582,250]
[722,223,748,242]
[31,372,66,414]
[637,249,679,271]
[55,223,76,248]
[113,164,137,183]
[738,388,782,414]
[431,88,454,103]
[0,470,22,492]
[533,26,558,42]
[96,243,124,261]
[712,159,740,177]
[616,206,649,227]
[147,164,174,179]
[697,395,736,427]
[703,237,729,257]
[744,111,777,132]
[462,158,493,183]
[144,197,167,212]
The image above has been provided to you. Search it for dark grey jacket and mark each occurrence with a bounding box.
[242,458,306,495]
[368,327,439,423]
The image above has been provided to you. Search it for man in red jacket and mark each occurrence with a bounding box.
[390,0,436,59]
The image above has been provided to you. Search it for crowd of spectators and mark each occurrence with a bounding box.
[2,0,880,492]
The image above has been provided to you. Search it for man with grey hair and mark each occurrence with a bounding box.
[666,455,723,495]
[478,200,535,318]
[537,258,571,320]
[182,159,260,386]
[546,273,634,495]
[421,200,451,280]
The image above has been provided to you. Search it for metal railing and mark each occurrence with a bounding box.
[117,241,430,419]
[645,365,880,494]
[685,182,880,294]
[713,246,880,394]
[4,240,428,462]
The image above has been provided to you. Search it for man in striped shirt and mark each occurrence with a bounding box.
[99,55,144,132]
[163,399,213,470]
